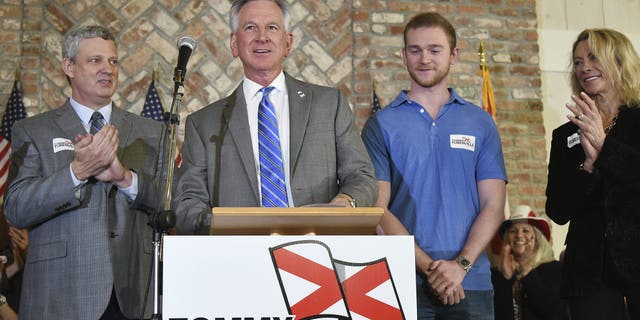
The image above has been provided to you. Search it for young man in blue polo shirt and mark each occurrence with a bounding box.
[362,12,508,319]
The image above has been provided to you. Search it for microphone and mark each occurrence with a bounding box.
[173,36,197,85]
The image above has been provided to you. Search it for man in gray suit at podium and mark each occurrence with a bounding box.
[4,25,164,319]
[173,0,377,234]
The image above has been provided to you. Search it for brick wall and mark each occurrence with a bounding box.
[0,0,546,214]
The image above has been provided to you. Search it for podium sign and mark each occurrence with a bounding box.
[163,235,416,320]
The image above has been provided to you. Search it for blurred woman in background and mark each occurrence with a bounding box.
[491,205,566,320]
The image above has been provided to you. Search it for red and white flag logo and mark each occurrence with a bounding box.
[335,258,404,319]
[270,240,405,320]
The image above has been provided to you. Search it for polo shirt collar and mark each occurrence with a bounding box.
[389,88,463,108]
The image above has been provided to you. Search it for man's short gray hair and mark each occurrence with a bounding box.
[229,0,290,33]
[62,25,116,62]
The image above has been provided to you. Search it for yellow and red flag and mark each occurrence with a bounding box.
[479,41,496,121]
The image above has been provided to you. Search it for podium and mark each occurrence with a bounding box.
[211,206,384,235]
[162,207,417,320]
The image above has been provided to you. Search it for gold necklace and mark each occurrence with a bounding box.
[604,116,618,134]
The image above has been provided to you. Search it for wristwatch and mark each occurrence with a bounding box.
[0,294,7,307]
[338,193,357,208]
[456,255,472,273]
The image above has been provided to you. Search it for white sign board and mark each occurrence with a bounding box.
[163,235,416,320]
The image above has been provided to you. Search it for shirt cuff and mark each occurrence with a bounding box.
[118,171,138,200]
[69,164,87,187]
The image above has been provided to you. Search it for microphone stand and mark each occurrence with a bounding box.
[149,73,185,320]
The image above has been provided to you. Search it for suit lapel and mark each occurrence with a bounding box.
[110,105,132,159]
[225,85,260,198]
[54,102,87,140]
[286,75,311,175]
[51,103,86,169]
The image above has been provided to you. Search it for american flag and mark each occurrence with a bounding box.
[140,79,182,168]
[141,80,165,121]
[0,80,27,199]
[372,84,381,114]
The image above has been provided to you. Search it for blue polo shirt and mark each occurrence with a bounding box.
[362,89,507,290]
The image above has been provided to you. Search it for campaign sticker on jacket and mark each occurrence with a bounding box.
[450,134,476,152]
[567,132,580,148]
[52,138,74,153]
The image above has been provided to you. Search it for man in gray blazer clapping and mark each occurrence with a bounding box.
[173,0,377,234]
[4,25,164,319]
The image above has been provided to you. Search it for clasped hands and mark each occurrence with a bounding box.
[566,92,606,172]
[424,259,467,305]
[71,124,132,188]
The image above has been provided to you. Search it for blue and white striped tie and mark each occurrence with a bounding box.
[258,86,288,207]
[90,112,106,134]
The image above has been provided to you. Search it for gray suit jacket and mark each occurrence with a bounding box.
[174,75,377,234]
[3,102,165,319]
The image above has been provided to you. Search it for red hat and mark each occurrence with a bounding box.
[499,205,551,241]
